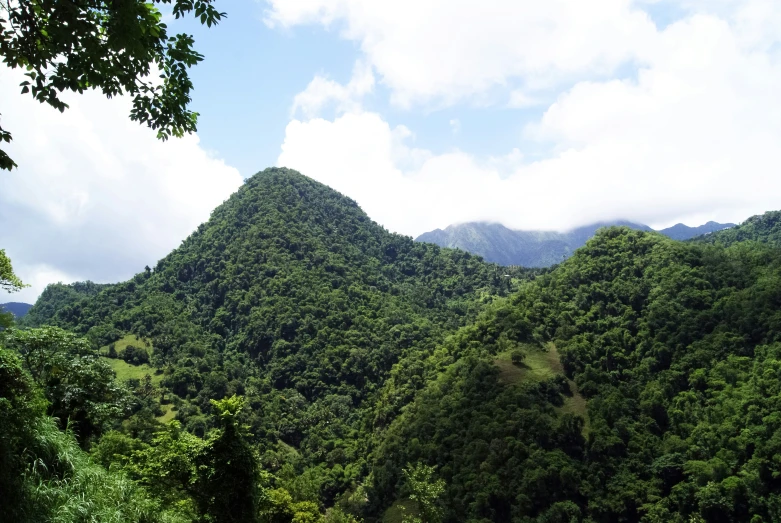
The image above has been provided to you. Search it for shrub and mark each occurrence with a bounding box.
[122,345,150,366]
[510,349,526,365]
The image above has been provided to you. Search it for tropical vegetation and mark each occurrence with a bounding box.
[3,168,781,522]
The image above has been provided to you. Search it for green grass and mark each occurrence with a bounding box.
[99,334,151,357]
[100,333,161,385]
[22,417,189,523]
[101,357,162,386]
[560,381,590,435]
[495,342,560,384]
[101,334,174,424]
[495,343,589,434]
[382,499,419,523]
[156,404,177,423]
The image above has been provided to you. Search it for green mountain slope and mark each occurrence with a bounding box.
[27,168,531,500]
[371,227,781,521]
[693,210,781,247]
[21,281,111,327]
[23,171,781,521]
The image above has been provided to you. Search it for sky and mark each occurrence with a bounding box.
[3,0,781,303]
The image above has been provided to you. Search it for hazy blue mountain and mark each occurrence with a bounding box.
[0,302,33,318]
[416,219,734,267]
[659,220,735,240]
[415,222,565,267]
[416,220,651,267]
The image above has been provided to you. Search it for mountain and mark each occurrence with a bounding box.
[23,168,530,502]
[0,302,32,318]
[372,226,781,521]
[658,220,735,240]
[17,170,781,522]
[416,220,652,267]
[19,281,111,327]
[416,219,734,266]
[692,210,781,247]
[415,222,566,267]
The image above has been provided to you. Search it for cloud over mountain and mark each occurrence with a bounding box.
[273,0,781,236]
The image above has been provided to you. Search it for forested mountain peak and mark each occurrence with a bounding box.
[693,210,781,247]
[16,171,781,521]
[20,168,532,512]
[416,218,736,267]
[376,225,781,521]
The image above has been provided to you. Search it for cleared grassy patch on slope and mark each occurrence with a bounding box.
[156,404,177,423]
[101,357,162,386]
[99,333,151,356]
[495,343,589,433]
[101,357,174,423]
[495,342,560,383]
[383,499,419,523]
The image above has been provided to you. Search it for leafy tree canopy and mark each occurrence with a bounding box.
[0,248,26,292]
[0,0,225,170]
[18,171,781,522]
[693,210,781,248]
[1,326,130,444]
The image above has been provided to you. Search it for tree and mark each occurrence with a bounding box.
[0,347,47,517]
[510,348,526,365]
[0,0,226,171]
[122,344,151,365]
[0,249,26,292]
[0,326,129,444]
[194,395,261,523]
[260,488,324,523]
[0,308,13,330]
[1,249,25,335]
[128,420,207,518]
[401,463,445,523]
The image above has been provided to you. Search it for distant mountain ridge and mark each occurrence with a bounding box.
[0,302,33,318]
[660,220,736,240]
[416,219,735,267]
[692,211,781,247]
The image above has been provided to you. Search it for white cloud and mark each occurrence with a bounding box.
[508,90,542,109]
[276,12,781,237]
[0,68,243,302]
[266,0,658,107]
[292,61,375,118]
[278,112,501,235]
[449,119,461,134]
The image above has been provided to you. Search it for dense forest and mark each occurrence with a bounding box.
[414,220,734,267]
[693,210,781,248]
[4,168,781,522]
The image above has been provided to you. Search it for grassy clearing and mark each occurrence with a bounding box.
[156,404,177,423]
[383,499,419,523]
[560,381,590,434]
[101,357,162,386]
[99,334,151,356]
[495,343,589,434]
[495,342,560,384]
